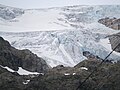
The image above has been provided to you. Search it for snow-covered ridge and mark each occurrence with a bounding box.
[0,4,24,20]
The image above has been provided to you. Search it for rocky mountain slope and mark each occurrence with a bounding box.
[0,55,120,90]
[0,36,49,73]
[0,4,120,90]
[0,37,119,90]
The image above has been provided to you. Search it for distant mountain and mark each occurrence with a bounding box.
[0,4,120,32]
[0,4,120,67]
[0,4,24,20]
[0,36,49,73]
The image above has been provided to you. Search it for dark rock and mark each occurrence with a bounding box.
[98,17,120,30]
[0,37,49,73]
[0,57,120,90]
[24,60,120,90]
[83,51,102,60]
[0,66,26,90]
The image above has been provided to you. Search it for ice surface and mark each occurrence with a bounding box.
[0,5,120,67]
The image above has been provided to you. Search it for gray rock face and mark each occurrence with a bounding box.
[0,37,49,73]
[0,57,120,90]
[0,67,23,90]
[109,32,120,52]
[98,17,120,30]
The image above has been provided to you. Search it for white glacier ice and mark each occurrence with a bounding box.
[0,5,120,67]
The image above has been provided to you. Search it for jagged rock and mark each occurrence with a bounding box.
[0,37,49,73]
[98,17,120,30]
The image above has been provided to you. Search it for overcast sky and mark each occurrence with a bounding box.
[0,0,120,9]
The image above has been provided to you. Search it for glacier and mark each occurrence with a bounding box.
[0,5,120,67]
[1,29,120,67]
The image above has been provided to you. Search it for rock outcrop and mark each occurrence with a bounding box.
[98,17,120,30]
[109,32,120,52]
[0,37,49,73]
